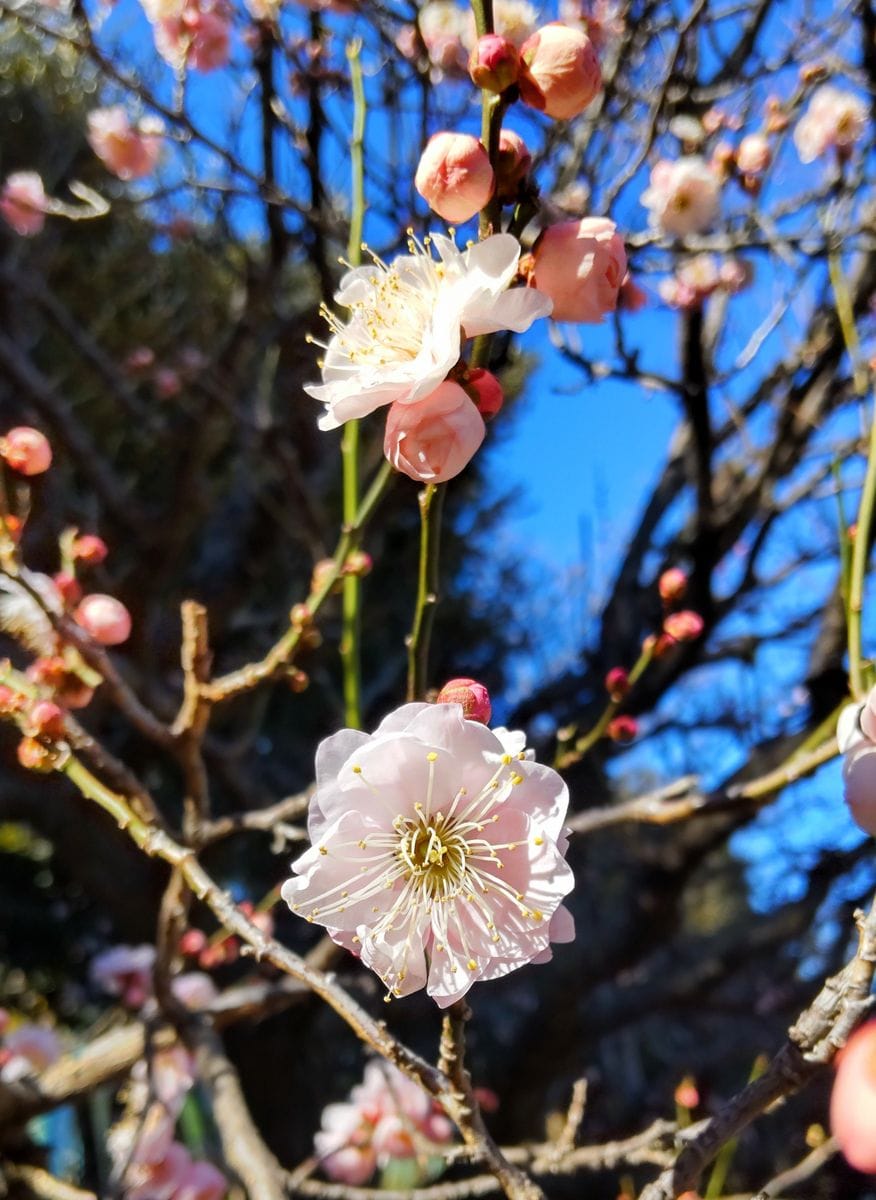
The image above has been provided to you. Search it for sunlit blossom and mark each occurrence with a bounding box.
[282,702,575,1006]
[307,233,551,431]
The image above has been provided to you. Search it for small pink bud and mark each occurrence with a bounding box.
[468,34,519,93]
[343,549,373,578]
[1,427,52,476]
[1,514,22,543]
[17,736,54,772]
[29,701,66,741]
[532,217,626,323]
[72,535,109,565]
[658,567,687,603]
[799,61,828,84]
[415,132,495,224]
[604,666,629,701]
[710,140,735,181]
[0,685,23,714]
[518,23,601,121]
[674,1077,700,1109]
[495,128,532,199]
[124,346,155,372]
[0,172,47,237]
[764,95,789,134]
[180,929,207,956]
[831,1020,876,1172]
[53,572,82,607]
[662,610,704,642]
[465,368,504,419]
[311,558,338,595]
[436,677,492,724]
[607,715,637,743]
[736,133,771,175]
[74,595,132,646]
[290,602,312,628]
[155,367,182,399]
[288,668,310,693]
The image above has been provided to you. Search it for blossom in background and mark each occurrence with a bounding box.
[640,157,721,236]
[87,107,165,181]
[794,84,868,163]
[735,133,771,176]
[658,254,721,309]
[384,382,485,483]
[143,0,232,72]
[307,233,551,431]
[531,216,626,322]
[415,133,495,224]
[316,1059,454,1185]
[282,701,575,1006]
[1,1023,62,1082]
[831,1021,876,1172]
[91,943,157,1007]
[558,0,623,56]
[0,172,48,237]
[396,1,469,77]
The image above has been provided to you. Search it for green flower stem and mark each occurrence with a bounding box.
[406,482,447,701]
[339,39,367,729]
[847,401,876,698]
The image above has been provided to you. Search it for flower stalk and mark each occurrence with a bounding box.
[406,482,446,700]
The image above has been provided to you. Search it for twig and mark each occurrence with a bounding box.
[405,483,446,701]
[2,1165,96,1200]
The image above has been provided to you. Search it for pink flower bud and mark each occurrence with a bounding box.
[495,128,532,199]
[53,572,82,606]
[436,677,492,724]
[735,133,771,175]
[180,929,207,956]
[311,558,338,595]
[843,744,876,835]
[1,427,52,476]
[604,666,629,701]
[323,1146,377,1186]
[124,346,156,372]
[384,382,485,484]
[658,567,687,603]
[532,217,626,323]
[469,34,519,93]
[155,367,182,398]
[72,534,109,565]
[674,1077,700,1109]
[0,172,47,237]
[764,95,789,134]
[831,1020,876,1172]
[465,367,504,419]
[518,23,601,121]
[29,700,66,741]
[342,549,372,577]
[17,736,54,772]
[662,610,704,642]
[74,594,132,646]
[607,715,637,743]
[414,132,495,224]
[0,685,23,714]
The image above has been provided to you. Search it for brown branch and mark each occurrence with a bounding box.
[2,1165,97,1200]
[636,895,876,1200]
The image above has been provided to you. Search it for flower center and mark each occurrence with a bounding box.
[396,814,467,898]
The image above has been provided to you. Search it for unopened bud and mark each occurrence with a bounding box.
[74,594,132,646]
[343,549,373,578]
[736,133,771,175]
[436,677,492,724]
[764,95,789,133]
[492,130,531,205]
[710,140,735,181]
[124,346,155,372]
[288,668,309,693]
[604,666,629,701]
[662,610,704,642]
[0,685,23,714]
[311,557,338,595]
[799,61,827,85]
[607,715,637,743]
[0,514,22,543]
[72,534,109,565]
[180,929,207,957]
[518,23,601,121]
[1,427,52,476]
[674,1076,700,1109]
[415,131,495,224]
[290,602,312,628]
[658,567,687,603]
[53,572,82,607]
[465,368,504,419]
[29,700,66,741]
[468,34,519,93]
[17,736,55,772]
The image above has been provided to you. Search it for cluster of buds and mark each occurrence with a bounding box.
[708,132,772,193]
[122,343,207,399]
[415,21,602,224]
[645,568,705,657]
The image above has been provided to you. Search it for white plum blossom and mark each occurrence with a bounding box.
[794,85,868,163]
[282,702,575,1007]
[307,233,552,431]
[640,156,721,236]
